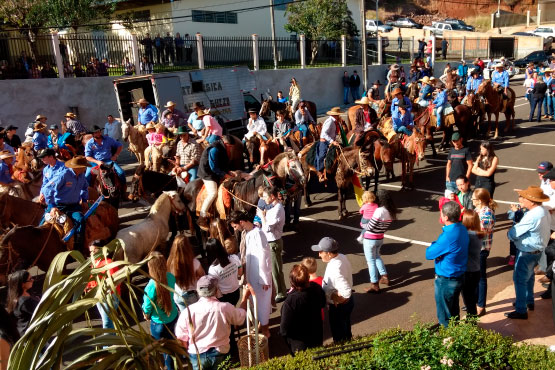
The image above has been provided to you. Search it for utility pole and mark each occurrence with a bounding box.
[270,0,278,69]
[361,0,368,91]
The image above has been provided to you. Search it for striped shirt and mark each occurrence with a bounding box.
[364,207,393,240]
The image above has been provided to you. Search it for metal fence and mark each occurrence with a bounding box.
[136,35,198,73]
[0,34,57,79]
[202,36,253,68]
[258,37,300,68]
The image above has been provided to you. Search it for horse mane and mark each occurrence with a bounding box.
[272,151,291,165]
[0,226,18,260]
[233,175,264,213]
[150,192,170,215]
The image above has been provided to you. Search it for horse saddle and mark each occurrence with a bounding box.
[378,119,397,144]
[428,105,455,127]
[195,179,235,219]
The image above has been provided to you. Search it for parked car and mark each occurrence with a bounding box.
[365,19,393,33]
[388,17,423,29]
[482,58,518,79]
[513,50,550,68]
[531,27,555,42]
[423,22,466,36]
[442,18,475,32]
[511,32,553,51]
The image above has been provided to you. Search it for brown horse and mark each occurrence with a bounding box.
[0,194,44,229]
[121,119,148,164]
[393,129,427,191]
[245,134,280,168]
[476,79,516,139]
[259,95,292,121]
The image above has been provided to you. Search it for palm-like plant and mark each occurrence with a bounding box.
[8,241,188,369]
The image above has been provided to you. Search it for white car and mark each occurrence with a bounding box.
[365,20,393,33]
[482,58,518,79]
[532,27,555,41]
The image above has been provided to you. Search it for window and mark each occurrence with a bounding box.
[192,10,237,24]
[274,0,294,11]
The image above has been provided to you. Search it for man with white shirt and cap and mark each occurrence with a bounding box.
[537,161,554,198]
[244,108,268,141]
[312,236,354,343]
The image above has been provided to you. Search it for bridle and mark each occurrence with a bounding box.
[95,165,117,195]
[168,194,185,215]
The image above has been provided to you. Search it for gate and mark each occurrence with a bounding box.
[490,37,515,59]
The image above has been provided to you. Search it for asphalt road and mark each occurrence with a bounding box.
[113,76,554,358]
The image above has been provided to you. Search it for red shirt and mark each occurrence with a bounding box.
[85,257,121,295]
[310,276,324,321]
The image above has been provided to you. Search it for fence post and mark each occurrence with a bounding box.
[51,33,64,79]
[377,34,383,65]
[527,10,530,27]
[537,9,541,26]
[491,13,495,29]
[487,37,491,60]
[461,36,466,61]
[252,34,259,71]
[341,35,347,67]
[410,36,414,61]
[131,34,141,75]
[431,34,436,67]
[196,33,205,70]
[299,34,306,69]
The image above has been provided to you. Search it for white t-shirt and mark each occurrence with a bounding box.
[208,254,241,294]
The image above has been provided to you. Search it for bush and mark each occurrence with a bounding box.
[249,318,555,370]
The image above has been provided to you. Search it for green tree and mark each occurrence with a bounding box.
[40,0,115,31]
[285,0,359,64]
[0,0,48,59]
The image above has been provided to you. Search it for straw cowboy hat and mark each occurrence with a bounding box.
[35,114,47,121]
[165,101,176,108]
[495,63,504,68]
[64,112,76,119]
[65,156,92,169]
[138,98,148,105]
[197,109,211,119]
[355,97,371,105]
[544,68,553,73]
[145,122,156,130]
[419,76,432,85]
[515,186,550,203]
[34,122,47,131]
[0,151,14,160]
[326,107,344,116]
[392,88,403,96]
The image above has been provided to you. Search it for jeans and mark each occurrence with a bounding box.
[529,96,544,122]
[150,318,177,370]
[462,271,480,315]
[363,238,387,283]
[477,249,489,308]
[269,239,287,298]
[207,134,220,144]
[189,347,227,370]
[395,126,413,136]
[328,296,354,342]
[296,123,308,140]
[315,141,330,171]
[175,290,199,312]
[43,203,85,249]
[96,295,120,330]
[181,166,198,181]
[434,275,464,327]
[436,105,445,127]
[284,192,301,224]
[343,86,350,104]
[445,181,457,193]
[545,94,555,117]
[85,160,126,185]
[350,87,360,101]
[513,250,541,314]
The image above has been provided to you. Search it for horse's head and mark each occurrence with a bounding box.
[477,79,491,96]
[284,152,305,186]
[164,190,186,215]
[96,163,121,200]
[129,164,146,202]
[259,96,273,118]
[412,129,427,162]
[209,218,238,255]
[121,119,131,142]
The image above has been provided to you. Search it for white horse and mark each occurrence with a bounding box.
[115,191,186,263]
[121,119,148,165]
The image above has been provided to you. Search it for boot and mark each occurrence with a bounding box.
[197,215,210,231]
[379,275,390,286]
[365,282,380,293]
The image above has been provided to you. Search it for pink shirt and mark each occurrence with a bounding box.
[175,297,246,354]
[359,202,378,220]
[146,132,165,146]
[203,115,223,137]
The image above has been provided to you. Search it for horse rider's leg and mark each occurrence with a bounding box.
[85,165,94,184]
[199,179,218,228]
[144,146,152,170]
[493,113,500,139]
[304,170,312,207]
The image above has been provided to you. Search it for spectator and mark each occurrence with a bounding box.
[311,237,354,343]
[542,68,552,120]
[173,126,202,182]
[13,61,28,79]
[19,51,31,72]
[441,39,449,59]
[458,60,468,86]
[122,57,134,76]
[141,252,178,369]
[445,132,472,193]
[154,33,164,64]
[96,58,109,77]
[184,33,193,63]
[471,188,496,316]
[538,169,555,298]
[85,62,96,77]
[104,114,121,141]
[140,33,154,64]
[506,186,551,319]
[507,203,526,266]
[397,29,403,52]
[6,270,39,337]
[175,32,184,64]
[418,38,426,59]
[140,56,153,75]
[29,63,41,79]
[455,175,473,211]
[461,210,483,316]
[41,62,57,78]
[280,264,326,354]
[537,161,554,197]
[357,190,377,244]
[530,76,547,122]
[165,32,175,63]
[74,62,86,77]
[63,61,74,77]
[350,70,361,102]
[472,141,498,197]
[4,125,21,149]
[342,71,350,105]
[229,211,272,338]
[175,275,248,370]
[425,201,468,327]
[206,238,242,306]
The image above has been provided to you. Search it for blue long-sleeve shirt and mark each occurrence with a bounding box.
[53,168,88,205]
[491,70,509,88]
[138,104,159,125]
[208,146,227,178]
[507,205,551,253]
[425,223,469,277]
[391,96,412,119]
[0,162,13,184]
[392,113,413,131]
[33,132,47,151]
[433,90,448,106]
[85,136,122,162]
[457,64,468,80]
[419,84,434,101]
[40,161,66,205]
[466,76,483,93]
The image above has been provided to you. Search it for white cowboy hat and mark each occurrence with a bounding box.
[0,151,14,160]
[494,63,504,68]
[326,107,344,116]
[165,101,176,108]
[355,97,371,105]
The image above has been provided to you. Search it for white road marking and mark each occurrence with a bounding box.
[517,126,555,131]
[426,158,536,172]
[300,216,432,246]
[514,102,530,108]
[493,140,555,147]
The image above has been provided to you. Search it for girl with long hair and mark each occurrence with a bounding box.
[142,251,178,370]
[472,141,499,197]
[471,188,497,316]
[167,235,205,311]
[6,270,39,337]
[461,210,485,316]
[362,190,398,294]
[206,238,242,306]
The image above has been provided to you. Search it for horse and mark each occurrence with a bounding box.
[245,134,280,169]
[476,79,516,139]
[0,194,44,230]
[405,82,420,103]
[393,129,427,191]
[259,95,292,121]
[121,119,148,165]
[92,163,126,209]
[129,164,178,202]
[114,191,187,263]
[350,130,395,184]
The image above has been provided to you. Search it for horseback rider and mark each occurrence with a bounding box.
[417,76,434,107]
[294,101,315,146]
[462,69,483,105]
[173,126,202,182]
[0,151,24,196]
[38,148,65,202]
[392,99,414,137]
[196,109,223,145]
[137,98,159,126]
[84,125,125,185]
[273,109,294,150]
[316,107,343,183]
[47,124,71,151]
[0,128,15,155]
[63,112,87,137]
[41,155,90,251]
[197,137,234,230]
[354,97,379,132]
[366,80,382,111]
[244,108,268,142]
[384,65,401,101]
[432,82,450,129]
[32,122,48,152]
[491,63,509,113]
[391,88,412,120]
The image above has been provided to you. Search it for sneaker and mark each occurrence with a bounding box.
[356,235,364,244]
[508,255,515,266]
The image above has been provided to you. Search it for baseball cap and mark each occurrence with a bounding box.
[537,161,553,173]
[542,168,555,181]
[451,132,461,141]
[196,275,218,297]
[311,237,339,253]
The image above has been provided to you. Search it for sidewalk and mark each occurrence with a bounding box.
[478,279,555,346]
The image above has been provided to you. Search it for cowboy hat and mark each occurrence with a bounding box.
[430,77,437,81]
[544,68,553,73]
[176,126,191,135]
[64,112,76,119]
[165,101,176,108]
[494,63,504,68]
[419,76,431,84]
[92,125,103,132]
[397,99,410,109]
[515,185,550,203]
[247,108,258,114]
[355,97,371,105]
[373,80,382,85]
[0,151,14,160]
[326,107,343,116]
[65,156,92,169]
[392,87,403,96]
[145,122,156,130]
[197,109,211,119]
[35,114,47,121]
[34,122,47,131]
[138,98,148,105]
[6,125,18,131]
[391,64,400,70]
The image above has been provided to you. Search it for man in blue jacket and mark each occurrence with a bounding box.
[433,83,450,128]
[137,98,159,125]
